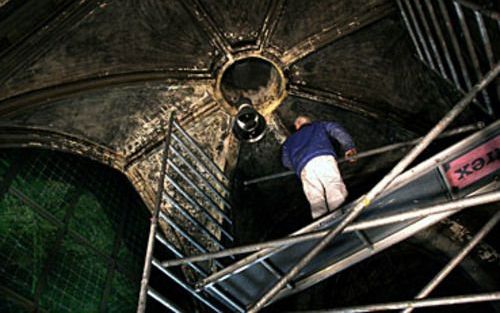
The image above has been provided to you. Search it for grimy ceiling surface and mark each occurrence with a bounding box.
[0,0,492,308]
[0,0,477,205]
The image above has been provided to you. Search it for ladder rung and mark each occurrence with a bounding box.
[355,230,375,251]
[261,260,294,290]
[147,287,183,313]
[152,259,223,313]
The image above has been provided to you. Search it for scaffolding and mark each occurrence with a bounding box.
[396,0,499,116]
[136,115,244,312]
[139,1,500,312]
[150,66,500,313]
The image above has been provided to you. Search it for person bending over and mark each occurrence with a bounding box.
[281,115,357,219]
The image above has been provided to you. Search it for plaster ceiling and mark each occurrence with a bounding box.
[0,0,497,309]
[0,0,484,177]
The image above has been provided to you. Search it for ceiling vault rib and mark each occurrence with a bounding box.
[280,1,395,66]
[257,0,287,52]
[0,0,101,86]
[289,81,435,138]
[0,70,212,118]
[288,83,381,119]
[179,0,233,61]
[0,125,123,168]
[124,99,219,169]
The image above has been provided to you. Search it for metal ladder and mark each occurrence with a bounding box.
[138,105,499,312]
[188,120,500,310]
[136,114,244,313]
[396,0,499,116]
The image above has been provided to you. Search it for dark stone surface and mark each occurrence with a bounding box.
[270,0,393,52]
[4,81,213,151]
[0,0,498,309]
[198,0,269,47]
[1,0,216,100]
[0,0,71,55]
[232,93,417,244]
[291,15,466,131]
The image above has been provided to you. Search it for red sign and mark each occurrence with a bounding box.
[444,135,500,190]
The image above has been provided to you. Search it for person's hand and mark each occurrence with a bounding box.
[344,148,357,163]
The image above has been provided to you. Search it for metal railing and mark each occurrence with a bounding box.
[142,64,499,311]
[161,191,500,267]
[402,210,500,313]
[136,114,242,313]
[298,292,500,312]
[137,7,500,308]
[283,211,500,313]
[244,60,500,313]
[242,122,485,186]
[171,63,498,312]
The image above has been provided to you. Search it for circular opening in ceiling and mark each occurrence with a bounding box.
[219,56,286,115]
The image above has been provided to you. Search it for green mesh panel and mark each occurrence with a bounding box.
[106,272,140,313]
[11,156,73,220]
[68,192,116,255]
[0,192,58,299]
[39,240,108,312]
[0,149,148,312]
[0,297,32,313]
[116,205,149,278]
[0,157,11,177]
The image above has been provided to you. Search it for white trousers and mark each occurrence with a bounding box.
[300,155,348,219]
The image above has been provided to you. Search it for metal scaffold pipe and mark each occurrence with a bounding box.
[403,210,500,313]
[161,191,500,267]
[247,62,499,312]
[454,0,500,20]
[243,122,484,186]
[147,287,183,313]
[137,114,175,313]
[298,291,500,312]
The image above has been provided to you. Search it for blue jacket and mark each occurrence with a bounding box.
[281,121,355,175]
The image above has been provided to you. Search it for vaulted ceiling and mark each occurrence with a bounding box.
[0,0,487,202]
[1,1,498,311]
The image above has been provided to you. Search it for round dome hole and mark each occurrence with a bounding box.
[219,57,286,115]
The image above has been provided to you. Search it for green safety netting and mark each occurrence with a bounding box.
[0,149,149,312]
